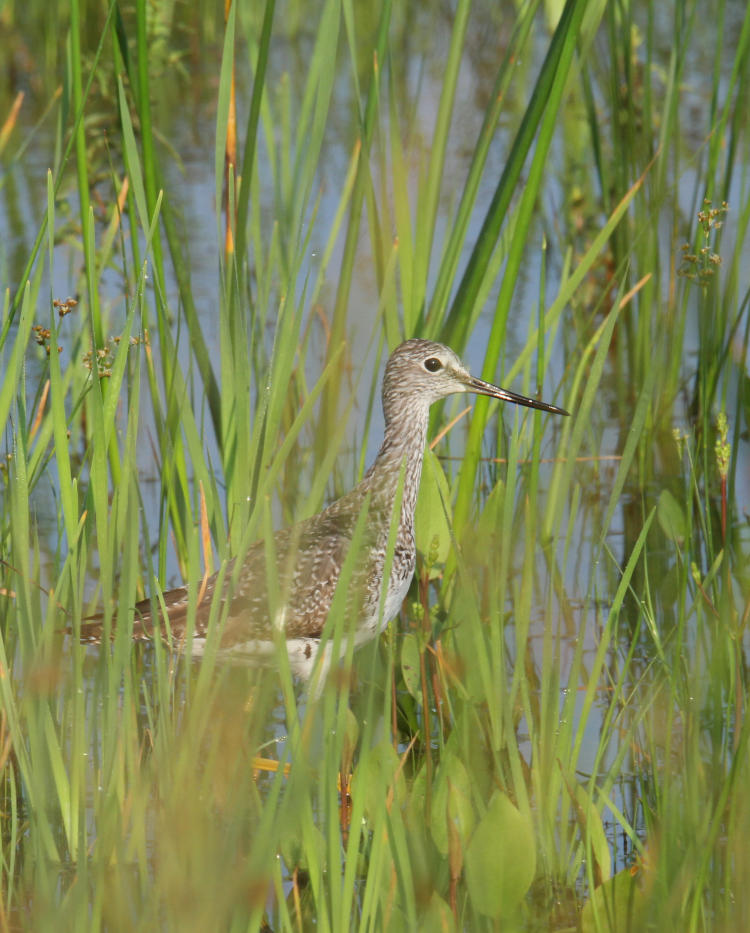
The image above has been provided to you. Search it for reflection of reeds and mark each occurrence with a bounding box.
[0,0,749,928]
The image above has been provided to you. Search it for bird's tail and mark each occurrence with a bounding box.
[78,585,191,645]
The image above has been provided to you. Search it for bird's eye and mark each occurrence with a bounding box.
[424,357,442,372]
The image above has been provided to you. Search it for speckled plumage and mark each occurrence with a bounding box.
[81,339,567,680]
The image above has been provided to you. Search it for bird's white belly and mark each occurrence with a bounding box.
[382,572,412,630]
[354,570,412,648]
[187,564,413,686]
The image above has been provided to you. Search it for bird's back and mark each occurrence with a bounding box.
[80,479,397,655]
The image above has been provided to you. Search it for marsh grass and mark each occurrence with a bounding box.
[0,0,749,929]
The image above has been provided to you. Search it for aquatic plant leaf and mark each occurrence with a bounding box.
[400,633,422,700]
[657,488,687,544]
[464,791,536,918]
[416,448,453,574]
[430,754,475,856]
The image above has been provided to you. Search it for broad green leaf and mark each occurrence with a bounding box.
[464,791,536,918]
[400,633,422,700]
[406,762,428,829]
[657,488,687,544]
[415,447,453,574]
[430,754,474,856]
[351,741,405,820]
[280,823,326,875]
[422,892,453,930]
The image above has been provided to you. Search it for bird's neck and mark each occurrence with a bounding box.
[365,398,430,525]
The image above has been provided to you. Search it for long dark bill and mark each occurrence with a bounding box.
[468,376,569,417]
